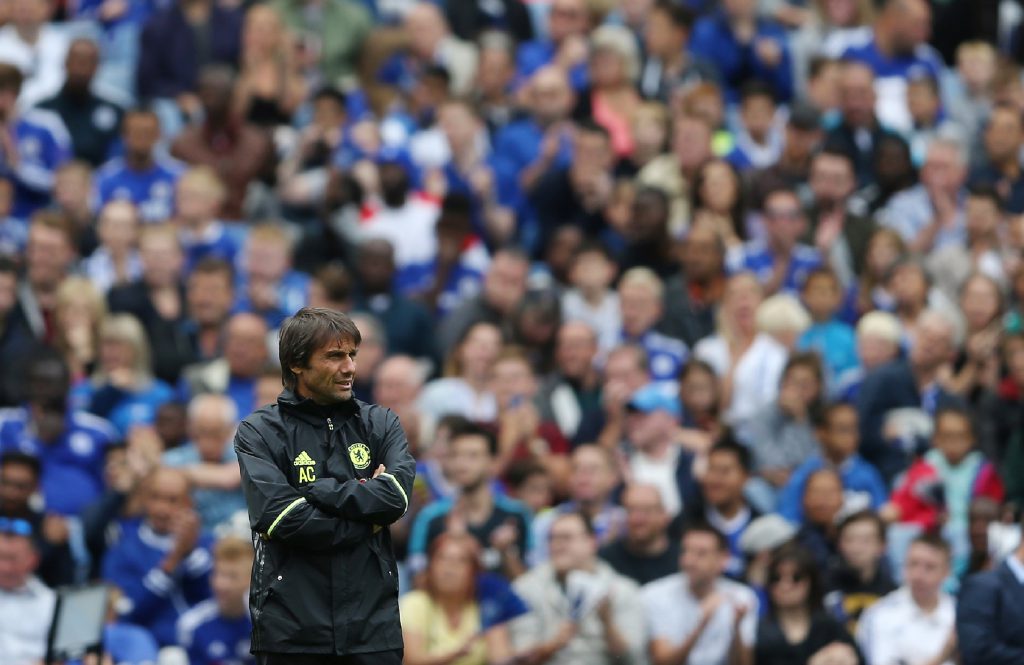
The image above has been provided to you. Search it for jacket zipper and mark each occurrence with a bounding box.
[254,541,266,650]
[327,418,334,431]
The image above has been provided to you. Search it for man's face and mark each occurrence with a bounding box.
[187,271,234,327]
[0,534,37,592]
[26,224,73,290]
[198,73,233,117]
[225,316,268,378]
[373,360,420,409]
[839,65,876,128]
[603,349,649,398]
[176,178,221,224]
[292,337,358,405]
[933,412,974,467]
[623,485,668,545]
[965,196,1000,239]
[555,323,597,380]
[904,543,948,601]
[549,515,596,575]
[909,317,953,371]
[763,193,807,251]
[630,190,668,242]
[682,226,724,282]
[921,145,965,193]
[65,41,99,91]
[573,130,614,176]
[644,8,684,57]
[189,408,233,463]
[701,450,747,509]
[803,472,844,527]
[144,472,190,535]
[246,239,290,285]
[123,114,161,159]
[984,109,1023,163]
[802,275,841,320]
[357,241,396,293]
[447,435,492,491]
[810,154,856,207]
[212,556,252,612]
[619,282,661,337]
[891,0,931,55]
[492,359,536,409]
[483,254,528,315]
[672,118,713,170]
[0,463,36,514]
[547,0,588,43]
[680,532,725,585]
[822,406,860,460]
[477,47,514,98]
[569,448,614,504]
[626,409,672,451]
[740,96,775,140]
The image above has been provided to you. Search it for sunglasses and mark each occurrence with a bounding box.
[0,517,32,537]
[769,570,806,585]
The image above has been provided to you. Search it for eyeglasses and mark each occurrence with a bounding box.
[0,517,32,537]
[765,208,803,221]
[768,570,806,585]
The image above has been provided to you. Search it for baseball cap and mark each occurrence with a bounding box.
[626,384,681,418]
[739,514,797,555]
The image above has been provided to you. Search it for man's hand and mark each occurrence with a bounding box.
[373,464,386,479]
[171,510,201,560]
[699,592,724,624]
[42,514,70,544]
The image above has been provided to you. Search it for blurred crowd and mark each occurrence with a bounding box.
[1,0,1024,663]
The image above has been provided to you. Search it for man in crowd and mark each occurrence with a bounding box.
[600,483,679,586]
[0,516,55,664]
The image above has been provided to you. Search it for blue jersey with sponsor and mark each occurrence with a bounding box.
[94,156,184,222]
[177,599,254,665]
[0,407,118,515]
[727,240,822,294]
[7,110,72,219]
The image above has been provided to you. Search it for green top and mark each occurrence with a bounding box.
[270,0,372,85]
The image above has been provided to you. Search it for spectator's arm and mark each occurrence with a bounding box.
[304,408,414,525]
[956,572,1024,665]
[234,421,371,550]
[103,545,179,628]
[182,461,241,490]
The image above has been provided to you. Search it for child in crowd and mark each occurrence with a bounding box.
[824,510,897,634]
[798,267,858,393]
[884,405,1004,532]
[727,81,783,171]
[778,402,888,523]
[905,74,946,167]
[561,241,621,355]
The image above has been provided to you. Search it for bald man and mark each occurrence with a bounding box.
[181,312,270,419]
[102,467,214,646]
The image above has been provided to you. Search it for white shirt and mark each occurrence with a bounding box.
[630,445,682,518]
[0,576,56,665]
[693,333,788,428]
[642,573,758,665]
[418,377,497,422]
[0,25,70,109]
[856,587,955,665]
[561,288,621,355]
[358,195,440,271]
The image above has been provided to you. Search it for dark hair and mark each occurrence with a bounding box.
[801,266,841,291]
[123,107,160,127]
[691,159,746,240]
[0,63,23,92]
[0,451,41,479]
[313,86,347,109]
[278,308,363,390]
[652,0,695,30]
[836,508,886,543]
[816,400,858,430]
[683,522,729,551]
[740,79,776,105]
[966,182,1005,212]
[782,352,825,387]
[708,435,752,474]
[808,56,838,81]
[908,73,939,95]
[441,192,473,220]
[552,510,597,538]
[933,403,975,436]
[767,544,825,615]
[312,263,352,304]
[814,142,857,171]
[0,255,17,277]
[504,460,548,490]
[449,420,499,457]
[571,239,615,264]
[910,532,952,561]
[189,257,235,285]
[575,119,612,143]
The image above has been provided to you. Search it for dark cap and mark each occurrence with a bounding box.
[788,102,822,131]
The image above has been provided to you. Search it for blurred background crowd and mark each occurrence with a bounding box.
[1,0,1024,662]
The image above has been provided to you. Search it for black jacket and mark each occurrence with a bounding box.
[235,389,416,655]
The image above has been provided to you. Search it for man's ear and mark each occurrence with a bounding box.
[290,365,304,379]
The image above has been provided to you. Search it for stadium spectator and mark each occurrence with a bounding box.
[0,515,55,665]
[14,211,79,344]
[182,258,236,367]
[232,5,308,129]
[661,223,727,348]
[643,523,759,665]
[0,0,69,108]
[176,535,254,665]
[798,268,859,388]
[639,1,716,103]
[857,534,957,665]
[510,511,647,664]
[162,394,245,531]
[515,0,591,90]
[537,321,602,440]
[234,224,309,329]
[102,466,213,647]
[574,343,651,449]
[826,61,894,187]
[969,103,1024,213]
[38,38,125,168]
[755,544,861,665]
[824,510,896,634]
[171,65,273,221]
[795,468,845,567]
[83,201,143,295]
[599,483,678,586]
[52,276,107,383]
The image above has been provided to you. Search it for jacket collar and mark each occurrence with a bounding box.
[276,388,361,426]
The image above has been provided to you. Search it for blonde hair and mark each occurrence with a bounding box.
[97,314,154,383]
[756,294,812,336]
[213,535,255,564]
[956,40,996,65]
[179,166,227,202]
[856,310,902,344]
[619,267,665,300]
[55,276,107,361]
[139,223,181,249]
[590,24,640,82]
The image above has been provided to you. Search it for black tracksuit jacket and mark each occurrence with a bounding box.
[235,389,416,655]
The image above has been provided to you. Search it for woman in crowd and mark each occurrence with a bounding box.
[233,4,307,128]
[420,321,503,422]
[756,544,863,665]
[53,276,108,382]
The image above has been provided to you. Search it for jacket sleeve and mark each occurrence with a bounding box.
[234,420,371,550]
[304,407,415,526]
[956,571,1024,665]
